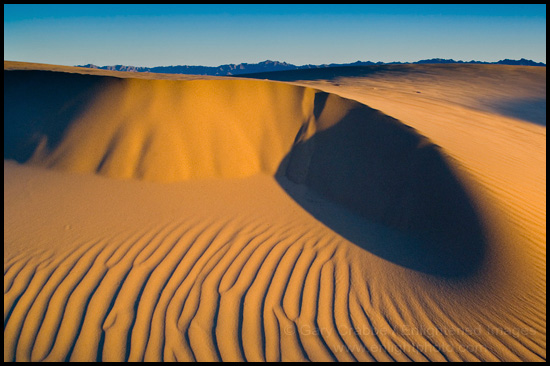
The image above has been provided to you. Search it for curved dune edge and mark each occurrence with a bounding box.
[4,63,546,361]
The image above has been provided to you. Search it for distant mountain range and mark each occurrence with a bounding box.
[78,58,545,76]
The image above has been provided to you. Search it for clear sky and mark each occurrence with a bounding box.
[4,4,547,67]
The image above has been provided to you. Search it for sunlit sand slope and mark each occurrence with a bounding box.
[5,163,545,362]
[5,70,313,181]
[4,62,546,361]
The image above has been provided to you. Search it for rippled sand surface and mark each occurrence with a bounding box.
[4,61,545,361]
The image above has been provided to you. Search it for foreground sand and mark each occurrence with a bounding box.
[4,61,546,361]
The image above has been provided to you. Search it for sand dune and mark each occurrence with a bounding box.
[4,61,546,361]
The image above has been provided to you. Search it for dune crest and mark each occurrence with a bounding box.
[5,71,314,181]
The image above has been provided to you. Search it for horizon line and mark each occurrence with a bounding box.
[75,57,546,68]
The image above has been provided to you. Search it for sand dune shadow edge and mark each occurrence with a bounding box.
[4,69,487,278]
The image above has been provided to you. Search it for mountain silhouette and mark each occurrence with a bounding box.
[77,58,545,76]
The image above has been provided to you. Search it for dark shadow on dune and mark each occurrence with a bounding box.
[4,70,119,162]
[275,93,488,279]
[485,97,546,127]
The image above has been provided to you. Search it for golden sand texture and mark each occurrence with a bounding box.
[261,64,546,292]
[4,61,546,361]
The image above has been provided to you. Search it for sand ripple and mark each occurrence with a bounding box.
[4,63,545,362]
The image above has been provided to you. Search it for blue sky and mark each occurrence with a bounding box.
[4,4,546,67]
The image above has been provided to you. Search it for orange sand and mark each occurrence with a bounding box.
[4,61,546,361]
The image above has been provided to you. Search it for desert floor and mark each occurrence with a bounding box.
[4,61,546,361]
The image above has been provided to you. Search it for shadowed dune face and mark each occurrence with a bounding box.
[279,93,486,277]
[4,71,115,163]
[4,70,486,276]
[485,97,546,126]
